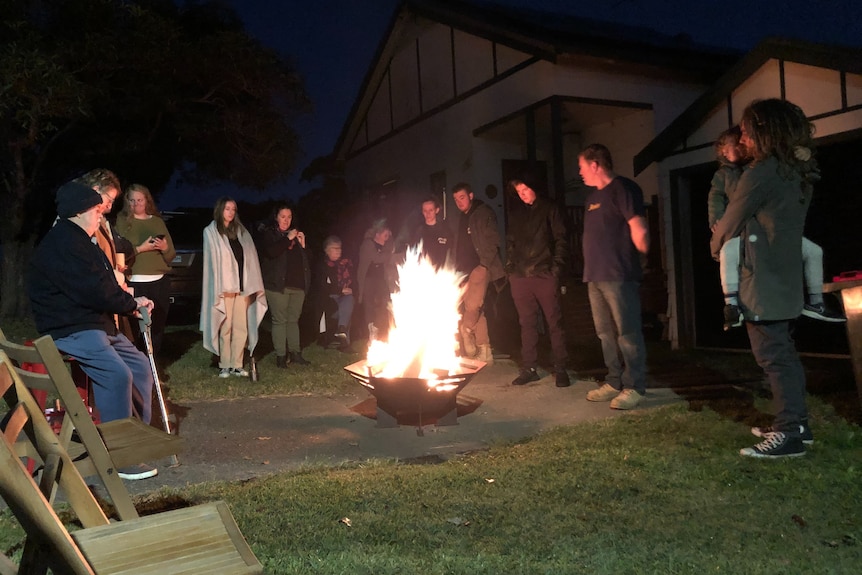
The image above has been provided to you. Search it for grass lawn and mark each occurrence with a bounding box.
[1,321,860,573]
[145,401,862,573]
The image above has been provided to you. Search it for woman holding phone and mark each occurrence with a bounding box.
[254,203,311,367]
[116,183,176,356]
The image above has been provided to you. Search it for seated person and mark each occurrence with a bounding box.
[315,235,354,348]
[27,180,159,481]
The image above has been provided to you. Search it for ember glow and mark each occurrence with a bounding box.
[365,244,466,380]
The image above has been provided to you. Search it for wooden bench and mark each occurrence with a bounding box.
[0,328,184,521]
[0,350,263,575]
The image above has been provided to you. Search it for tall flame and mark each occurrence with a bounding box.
[366,244,465,379]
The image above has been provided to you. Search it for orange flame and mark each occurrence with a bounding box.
[366,244,465,380]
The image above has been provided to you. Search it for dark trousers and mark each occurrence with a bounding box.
[510,274,567,370]
[129,275,171,356]
[746,320,808,437]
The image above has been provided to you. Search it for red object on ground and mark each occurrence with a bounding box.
[19,341,99,434]
[834,270,862,282]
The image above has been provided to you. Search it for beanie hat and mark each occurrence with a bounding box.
[56,181,102,219]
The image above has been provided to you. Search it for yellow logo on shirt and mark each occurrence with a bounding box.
[587,203,601,212]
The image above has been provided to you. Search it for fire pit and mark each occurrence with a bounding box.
[345,358,485,428]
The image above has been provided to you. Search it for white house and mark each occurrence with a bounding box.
[332,0,861,353]
[331,0,735,344]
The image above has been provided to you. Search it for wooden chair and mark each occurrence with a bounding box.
[0,328,184,520]
[0,350,263,575]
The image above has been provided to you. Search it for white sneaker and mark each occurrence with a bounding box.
[231,367,249,377]
[218,368,231,378]
[610,389,645,410]
[118,463,158,480]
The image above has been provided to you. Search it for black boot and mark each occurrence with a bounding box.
[276,355,288,369]
[290,351,310,366]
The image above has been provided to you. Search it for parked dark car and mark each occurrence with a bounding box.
[163,209,211,325]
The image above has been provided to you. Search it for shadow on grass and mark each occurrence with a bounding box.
[644,341,862,427]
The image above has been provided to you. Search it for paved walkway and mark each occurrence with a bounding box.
[123,358,683,496]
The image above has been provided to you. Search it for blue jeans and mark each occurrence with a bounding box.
[54,330,154,424]
[330,294,354,335]
[746,321,807,437]
[587,281,647,394]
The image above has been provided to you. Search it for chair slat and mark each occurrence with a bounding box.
[1,352,262,574]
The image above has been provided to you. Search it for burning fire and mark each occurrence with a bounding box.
[365,244,466,381]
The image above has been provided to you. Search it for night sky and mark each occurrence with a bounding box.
[162,0,862,209]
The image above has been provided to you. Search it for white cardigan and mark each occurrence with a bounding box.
[200,221,267,355]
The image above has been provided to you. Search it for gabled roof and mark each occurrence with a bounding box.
[633,37,862,175]
[332,0,739,160]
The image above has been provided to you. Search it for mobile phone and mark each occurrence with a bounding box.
[154,234,166,240]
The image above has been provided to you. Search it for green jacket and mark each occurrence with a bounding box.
[710,156,810,321]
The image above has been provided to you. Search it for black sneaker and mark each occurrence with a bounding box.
[723,304,743,331]
[555,370,571,388]
[740,432,805,458]
[801,302,846,323]
[752,424,814,445]
[118,463,158,480]
[512,368,540,386]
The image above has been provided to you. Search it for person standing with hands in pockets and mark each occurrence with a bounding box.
[506,178,570,387]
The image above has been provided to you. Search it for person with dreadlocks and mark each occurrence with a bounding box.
[711,99,821,458]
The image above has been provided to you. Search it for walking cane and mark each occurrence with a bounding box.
[138,306,180,466]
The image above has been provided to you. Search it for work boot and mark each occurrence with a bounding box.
[276,355,288,369]
[476,344,493,365]
[555,370,571,388]
[460,325,477,358]
[290,351,310,366]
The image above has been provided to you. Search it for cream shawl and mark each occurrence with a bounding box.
[200,221,268,354]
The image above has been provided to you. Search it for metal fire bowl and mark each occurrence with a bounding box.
[344,358,485,428]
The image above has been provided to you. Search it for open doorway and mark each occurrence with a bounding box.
[670,135,861,354]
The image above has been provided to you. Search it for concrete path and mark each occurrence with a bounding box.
[124,358,682,495]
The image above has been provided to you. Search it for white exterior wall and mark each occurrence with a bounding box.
[345,19,711,232]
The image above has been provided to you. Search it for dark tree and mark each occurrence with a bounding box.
[0,0,310,317]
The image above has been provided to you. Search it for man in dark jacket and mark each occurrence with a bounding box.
[28,180,158,480]
[451,183,505,363]
[506,178,570,387]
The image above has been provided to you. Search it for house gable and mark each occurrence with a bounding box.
[344,14,534,158]
[635,37,862,174]
[336,0,736,163]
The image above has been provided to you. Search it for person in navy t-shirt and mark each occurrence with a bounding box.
[578,144,650,410]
